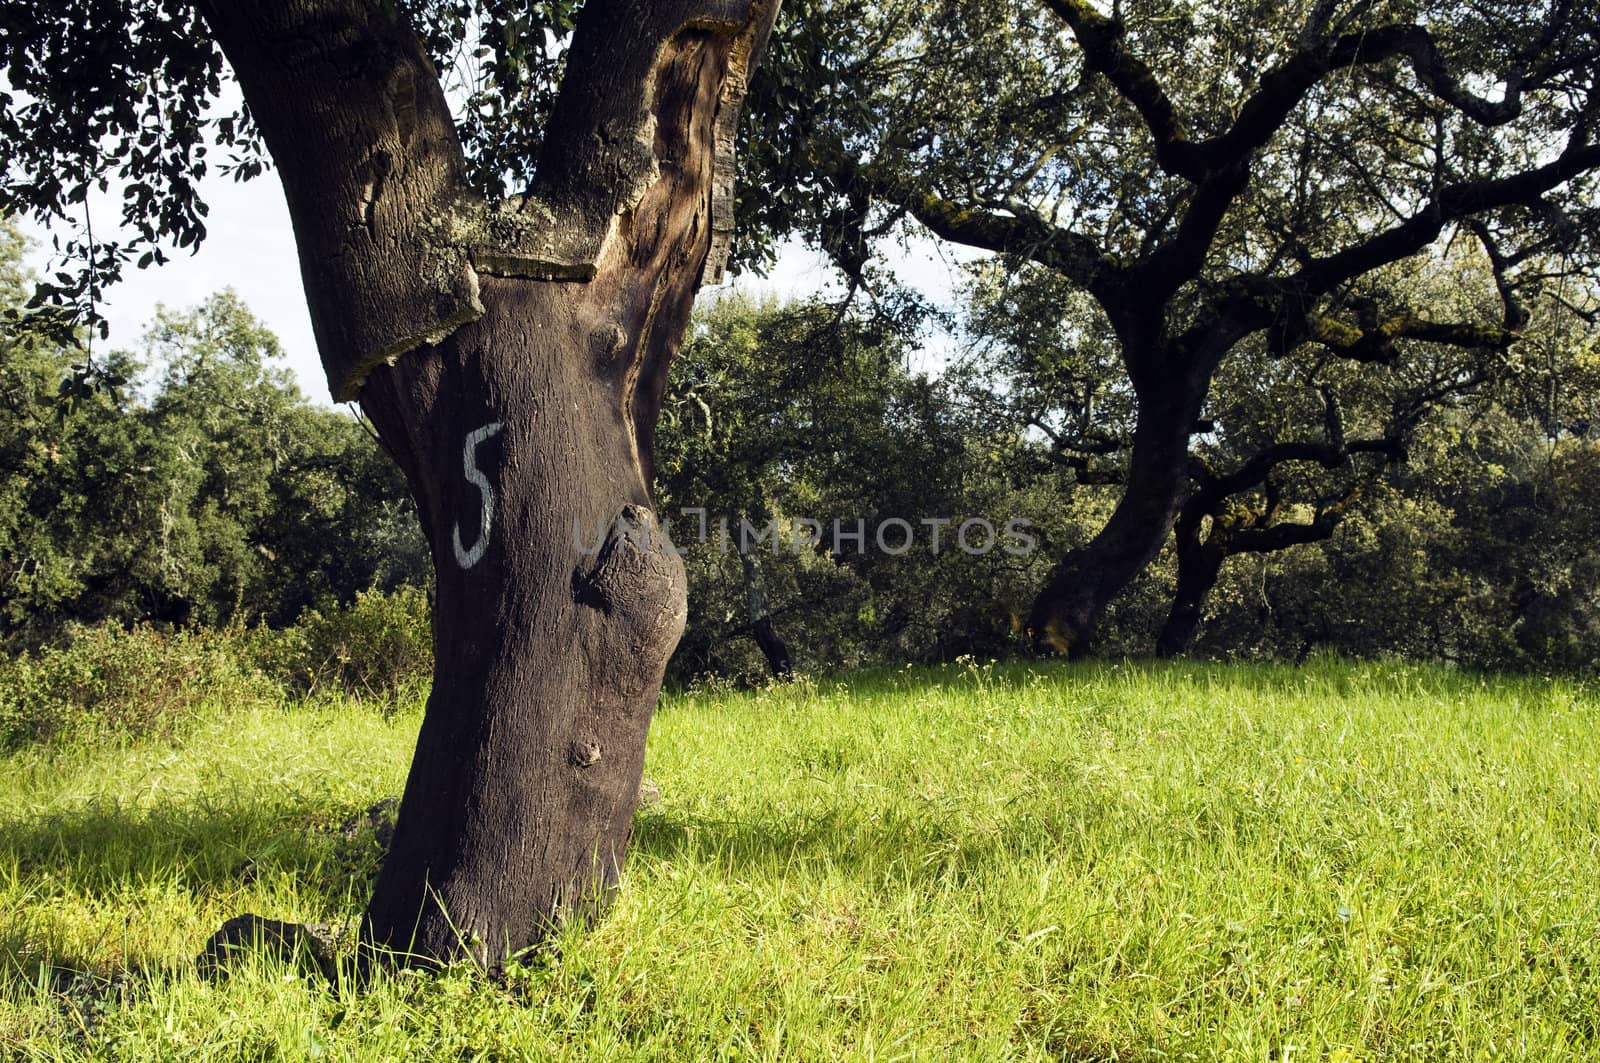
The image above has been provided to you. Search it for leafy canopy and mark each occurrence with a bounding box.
[743,0,1600,342]
[0,0,595,343]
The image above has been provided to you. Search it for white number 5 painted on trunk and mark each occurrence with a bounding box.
[453,421,504,570]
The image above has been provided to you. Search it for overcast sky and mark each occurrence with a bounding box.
[23,166,977,406]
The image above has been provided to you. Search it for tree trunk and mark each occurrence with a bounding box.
[1155,520,1226,658]
[198,0,779,967]
[355,281,692,963]
[740,548,793,678]
[1027,363,1207,655]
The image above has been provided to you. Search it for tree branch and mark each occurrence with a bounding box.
[1136,19,1596,305]
[200,0,780,400]
[1295,128,1600,297]
[1304,312,1516,363]
[1227,511,1341,554]
[1038,0,1204,180]
[836,157,1123,299]
[1464,220,1533,333]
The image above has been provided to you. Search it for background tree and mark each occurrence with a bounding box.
[138,294,428,627]
[0,260,149,641]
[1135,276,1597,665]
[0,232,425,646]
[958,222,1594,659]
[1174,402,1600,669]
[658,294,1061,680]
[1152,236,1537,656]
[743,0,1600,653]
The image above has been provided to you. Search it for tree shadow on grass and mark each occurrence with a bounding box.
[0,789,1146,1061]
[0,792,389,987]
[0,793,377,896]
[628,801,1058,890]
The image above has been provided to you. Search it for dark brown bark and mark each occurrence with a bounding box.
[740,549,792,678]
[1155,509,1342,658]
[1025,355,1208,656]
[751,617,793,678]
[355,279,693,964]
[1153,410,1402,657]
[1154,525,1226,659]
[198,0,779,966]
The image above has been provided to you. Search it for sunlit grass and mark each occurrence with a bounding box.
[1,658,1597,1059]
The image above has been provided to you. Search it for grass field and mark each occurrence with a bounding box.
[1,658,1597,1060]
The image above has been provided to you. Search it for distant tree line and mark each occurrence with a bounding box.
[3,223,1597,676]
[659,283,1600,680]
[0,228,427,648]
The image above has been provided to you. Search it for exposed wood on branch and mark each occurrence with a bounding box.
[199,0,779,400]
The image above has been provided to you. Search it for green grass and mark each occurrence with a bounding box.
[1,658,1597,1060]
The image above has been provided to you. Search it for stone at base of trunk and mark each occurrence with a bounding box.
[197,915,339,979]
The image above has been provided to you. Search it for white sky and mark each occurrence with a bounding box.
[23,167,979,406]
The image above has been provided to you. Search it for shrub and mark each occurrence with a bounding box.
[263,586,433,704]
[0,623,276,749]
[0,588,437,751]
